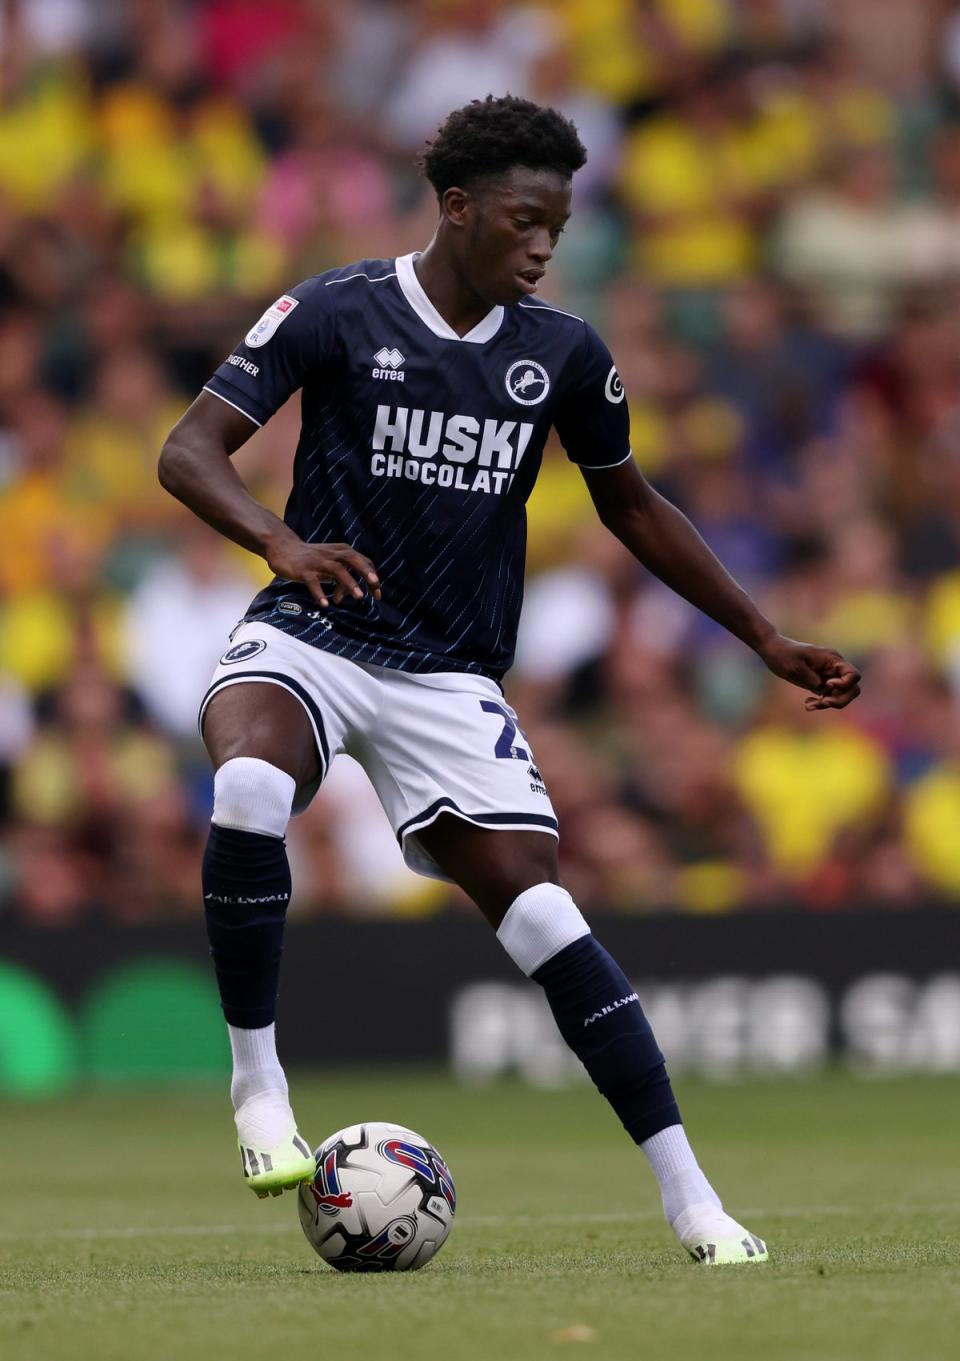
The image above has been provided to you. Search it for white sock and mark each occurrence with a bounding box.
[640,1124,722,1228]
[496,882,590,975]
[213,757,295,837]
[228,1022,287,1107]
[228,1023,293,1146]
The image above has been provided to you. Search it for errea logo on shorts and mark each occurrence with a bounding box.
[373,347,405,382]
[505,360,549,405]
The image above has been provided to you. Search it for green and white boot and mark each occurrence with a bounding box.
[235,1092,314,1199]
[674,1205,769,1265]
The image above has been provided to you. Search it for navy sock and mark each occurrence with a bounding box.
[533,935,681,1145]
[202,824,291,1029]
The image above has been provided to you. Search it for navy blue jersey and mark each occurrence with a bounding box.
[205,253,631,680]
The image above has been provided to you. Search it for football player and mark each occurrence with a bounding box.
[160,96,859,1264]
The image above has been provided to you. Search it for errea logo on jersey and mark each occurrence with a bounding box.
[372,347,405,382]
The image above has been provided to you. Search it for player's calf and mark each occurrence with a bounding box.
[202,756,314,1194]
[497,882,769,1264]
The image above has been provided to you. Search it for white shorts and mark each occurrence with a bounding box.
[199,622,558,882]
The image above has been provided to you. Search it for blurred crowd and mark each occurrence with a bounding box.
[5,0,960,922]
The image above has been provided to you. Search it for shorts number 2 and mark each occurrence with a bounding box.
[479,700,530,761]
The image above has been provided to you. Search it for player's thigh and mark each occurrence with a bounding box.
[416,816,561,928]
[202,681,322,789]
[364,673,562,924]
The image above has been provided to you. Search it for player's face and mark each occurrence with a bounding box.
[458,168,572,305]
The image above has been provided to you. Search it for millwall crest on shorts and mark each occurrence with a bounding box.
[246,295,299,348]
[221,638,267,664]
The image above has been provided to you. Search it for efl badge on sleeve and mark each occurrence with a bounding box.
[245,295,299,348]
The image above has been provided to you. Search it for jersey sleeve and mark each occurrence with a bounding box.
[204,276,335,427]
[552,323,632,469]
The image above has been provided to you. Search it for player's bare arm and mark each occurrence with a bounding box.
[582,457,861,711]
[159,391,381,609]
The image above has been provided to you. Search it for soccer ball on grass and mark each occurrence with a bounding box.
[297,1121,456,1272]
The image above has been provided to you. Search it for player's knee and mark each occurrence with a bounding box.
[496,882,590,977]
[212,757,296,838]
[473,842,562,924]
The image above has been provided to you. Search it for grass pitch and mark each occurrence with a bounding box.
[2,1070,959,1361]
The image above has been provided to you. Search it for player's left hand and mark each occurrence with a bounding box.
[755,634,861,710]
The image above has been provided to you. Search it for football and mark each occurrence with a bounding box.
[297,1121,456,1272]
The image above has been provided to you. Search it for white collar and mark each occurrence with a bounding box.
[395,252,504,344]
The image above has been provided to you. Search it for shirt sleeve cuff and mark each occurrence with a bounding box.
[568,448,633,470]
[203,381,265,428]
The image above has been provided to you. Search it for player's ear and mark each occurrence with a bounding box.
[441,186,470,228]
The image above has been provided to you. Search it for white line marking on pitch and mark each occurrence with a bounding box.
[0,1204,907,1245]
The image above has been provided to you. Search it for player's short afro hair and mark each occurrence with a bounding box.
[419,95,587,197]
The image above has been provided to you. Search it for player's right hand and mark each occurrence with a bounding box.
[266,538,381,608]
